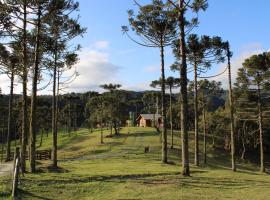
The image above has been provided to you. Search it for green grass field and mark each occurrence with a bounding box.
[0,127,269,200]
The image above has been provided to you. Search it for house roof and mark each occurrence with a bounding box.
[136,114,161,121]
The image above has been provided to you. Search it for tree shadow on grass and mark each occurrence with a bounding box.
[18,189,53,200]
[21,170,269,194]
[58,135,95,150]
[118,131,158,139]
[47,166,70,173]
[33,163,70,174]
[190,176,269,189]
[105,141,124,146]
[23,172,182,186]
[0,191,10,199]
[205,148,270,174]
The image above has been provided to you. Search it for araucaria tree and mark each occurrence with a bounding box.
[123,0,177,163]
[236,52,270,172]
[29,0,44,173]
[224,42,236,171]
[0,44,20,162]
[0,0,84,172]
[172,34,225,166]
[151,77,180,149]
[166,77,180,149]
[100,84,122,136]
[87,95,107,144]
[168,0,208,175]
[196,80,223,164]
[46,0,85,169]
[0,0,37,172]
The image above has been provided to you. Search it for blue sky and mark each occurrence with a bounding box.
[1,0,270,94]
[70,0,270,92]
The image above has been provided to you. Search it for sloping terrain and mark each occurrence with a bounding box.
[0,127,269,200]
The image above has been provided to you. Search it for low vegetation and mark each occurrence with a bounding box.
[1,127,269,199]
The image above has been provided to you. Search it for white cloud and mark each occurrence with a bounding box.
[115,49,135,55]
[0,75,12,94]
[63,48,120,93]
[0,41,120,94]
[0,75,23,94]
[144,65,159,73]
[122,82,154,91]
[91,40,110,50]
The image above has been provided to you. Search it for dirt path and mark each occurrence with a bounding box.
[0,162,13,177]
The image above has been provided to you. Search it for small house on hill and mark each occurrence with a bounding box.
[136,114,162,128]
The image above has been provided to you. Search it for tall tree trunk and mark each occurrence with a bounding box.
[203,100,207,164]
[68,101,71,134]
[56,67,60,137]
[160,41,167,163]
[257,82,265,172]
[156,94,159,116]
[39,128,44,147]
[52,41,58,168]
[1,115,5,163]
[100,102,104,144]
[6,68,15,161]
[154,94,157,127]
[170,86,174,149]
[117,91,121,135]
[21,1,28,173]
[241,130,246,160]
[110,109,112,136]
[52,35,61,168]
[74,111,77,132]
[179,0,189,176]
[227,44,236,171]
[194,62,199,166]
[29,5,41,173]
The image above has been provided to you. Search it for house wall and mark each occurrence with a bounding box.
[138,116,162,127]
[139,118,146,127]
[139,118,153,127]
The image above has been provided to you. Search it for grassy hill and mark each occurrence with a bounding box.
[0,127,270,199]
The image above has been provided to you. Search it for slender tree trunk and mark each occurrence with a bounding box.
[100,102,104,144]
[194,62,199,166]
[156,94,159,116]
[203,102,207,164]
[39,128,44,147]
[179,0,189,176]
[1,115,5,163]
[117,91,121,135]
[109,91,113,136]
[21,1,28,173]
[160,41,167,163]
[227,45,236,171]
[52,40,58,168]
[68,101,71,134]
[170,86,174,149]
[6,68,15,161]
[257,82,265,172]
[153,94,156,127]
[29,5,41,173]
[241,133,246,160]
[212,132,215,147]
[56,68,60,140]
[113,122,118,135]
[74,111,77,132]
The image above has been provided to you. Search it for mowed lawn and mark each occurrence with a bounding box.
[1,127,270,200]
